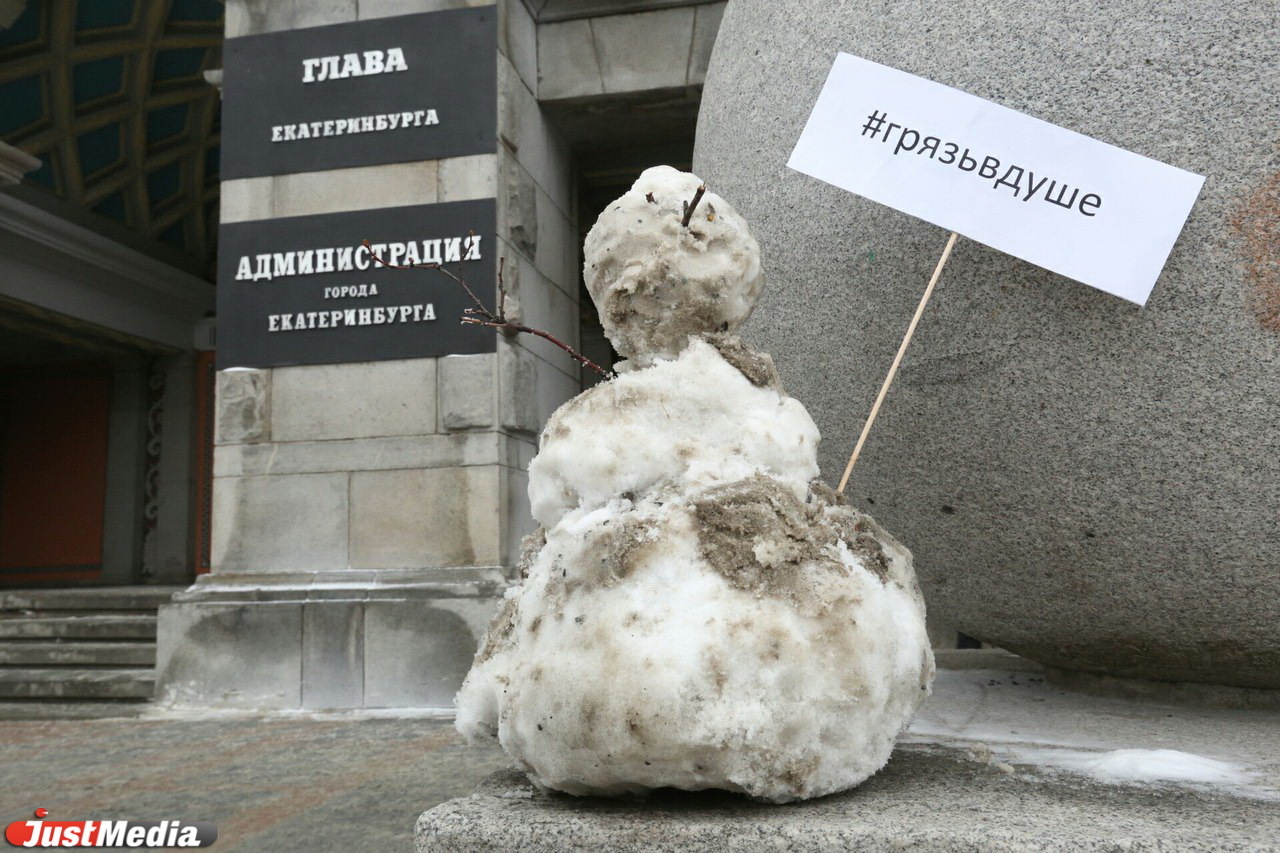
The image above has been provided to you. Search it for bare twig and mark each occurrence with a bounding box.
[360,238,489,315]
[680,184,707,228]
[462,312,614,379]
[361,239,616,380]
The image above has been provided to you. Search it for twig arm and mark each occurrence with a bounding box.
[681,184,707,228]
[463,314,615,378]
[361,239,492,315]
[361,238,617,380]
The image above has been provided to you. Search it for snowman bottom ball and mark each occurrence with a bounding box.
[455,478,934,803]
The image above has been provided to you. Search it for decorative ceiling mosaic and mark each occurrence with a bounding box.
[0,0,223,274]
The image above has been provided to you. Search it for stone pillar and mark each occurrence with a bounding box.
[142,351,201,585]
[101,354,148,585]
[156,0,578,710]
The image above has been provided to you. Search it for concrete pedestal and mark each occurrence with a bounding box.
[156,570,504,710]
[415,660,1280,851]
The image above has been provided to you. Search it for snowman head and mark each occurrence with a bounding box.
[583,166,764,365]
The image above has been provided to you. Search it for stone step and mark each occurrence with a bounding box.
[0,668,155,699]
[0,700,149,720]
[0,586,181,612]
[0,614,157,640]
[0,641,155,666]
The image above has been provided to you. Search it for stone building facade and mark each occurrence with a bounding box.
[0,0,725,710]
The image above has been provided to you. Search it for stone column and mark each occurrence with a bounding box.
[141,351,201,585]
[100,355,148,586]
[156,0,578,710]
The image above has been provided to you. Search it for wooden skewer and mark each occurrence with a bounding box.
[836,231,960,495]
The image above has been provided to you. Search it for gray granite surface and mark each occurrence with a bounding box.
[416,663,1280,851]
[417,747,1278,852]
[691,0,1280,687]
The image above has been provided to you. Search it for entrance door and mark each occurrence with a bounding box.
[0,368,111,585]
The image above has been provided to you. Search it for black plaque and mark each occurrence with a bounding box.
[216,200,497,368]
[221,9,496,179]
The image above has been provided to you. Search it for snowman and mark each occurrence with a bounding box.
[455,166,934,803]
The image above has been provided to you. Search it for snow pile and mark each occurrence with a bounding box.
[582,166,764,365]
[1013,747,1255,788]
[456,167,934,803]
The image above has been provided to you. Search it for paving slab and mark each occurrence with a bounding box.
[0,713,507,852]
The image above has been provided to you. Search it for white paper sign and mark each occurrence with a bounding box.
[788,54,1205,305]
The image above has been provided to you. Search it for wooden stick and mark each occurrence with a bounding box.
[836,231,960,495]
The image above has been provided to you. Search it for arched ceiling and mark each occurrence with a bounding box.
[0,0,223,277]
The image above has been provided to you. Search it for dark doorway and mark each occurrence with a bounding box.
[0,303,159,588]
[0,366,112,584]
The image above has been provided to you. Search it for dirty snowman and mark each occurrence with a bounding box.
[455,166,934,803]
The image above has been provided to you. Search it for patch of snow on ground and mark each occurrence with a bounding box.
[1011,747,1254,787]
[905,669,1279,801]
